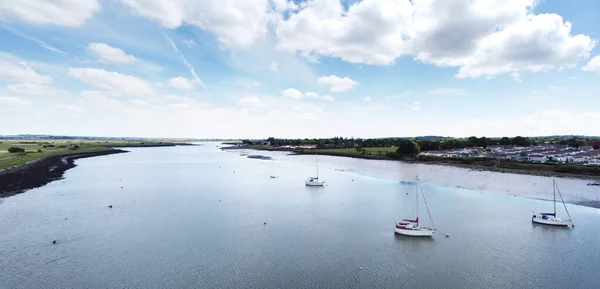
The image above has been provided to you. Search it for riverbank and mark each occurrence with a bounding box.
[226,145,600,182]
[0,149,128,198]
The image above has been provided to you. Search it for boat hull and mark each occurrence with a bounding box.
[532,217,570,226]
[394,227,435,237]
[305,181,325,186]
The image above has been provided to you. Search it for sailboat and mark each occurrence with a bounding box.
[532,180,572,226]
[305,153,325,186]
[395,176,436,237]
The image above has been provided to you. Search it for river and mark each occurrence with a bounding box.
[1,144,599,288]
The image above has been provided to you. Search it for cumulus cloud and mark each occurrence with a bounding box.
[304,92,319,98]
[0,96,33,106]
[68,67,155,97]
[276,0,595,78]
[317,74,359,92]
[410,101,421,112]
[120,0,273,49]
[363,96,371,102]
[269,62,279,72]
[282,88,304,100]
[168,77,201,90]
[88,43,137,64]
[510,72,522,83]
[321,94,334,102]
[582,55,600,72]
[238,96,266,108]
[0,0,100,26]
[0,57,52,84]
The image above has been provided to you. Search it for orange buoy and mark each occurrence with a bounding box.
[52,240,56,244]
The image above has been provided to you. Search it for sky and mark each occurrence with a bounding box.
[1,0,600,139]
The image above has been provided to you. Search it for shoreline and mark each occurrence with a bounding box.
[223,146,600,209]
[223,146,600,182]
[0,149,128,198]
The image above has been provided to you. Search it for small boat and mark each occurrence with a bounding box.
[532,180,572,226]
[395,176,435,237]
[305,153,325,186]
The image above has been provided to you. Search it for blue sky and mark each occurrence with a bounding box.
[1,0,600,138]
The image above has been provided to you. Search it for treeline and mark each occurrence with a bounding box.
[243,136,600,152]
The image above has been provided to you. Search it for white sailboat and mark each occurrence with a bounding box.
[532,180,572,226]
[395,176,436,237]
[305,153,325,186]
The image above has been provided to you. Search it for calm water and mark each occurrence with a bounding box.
[1,145,599,289]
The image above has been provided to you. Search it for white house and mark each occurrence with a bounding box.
[567,156,588,163]
[588,159,600,165]
[528,154,548,163]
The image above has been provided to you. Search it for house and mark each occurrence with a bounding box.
[589,159,600,165]
[567,156,588,163]
[528,154,548,163]
[580,146,594,152]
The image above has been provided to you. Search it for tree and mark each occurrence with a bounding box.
[396,140,420,157]
[8,147,25,153]
[512,136,531,146]
[498,137,511,146]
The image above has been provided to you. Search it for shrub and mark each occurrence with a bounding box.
[57,145,67,148]
[8,147,25,153]
[37,149,43,153]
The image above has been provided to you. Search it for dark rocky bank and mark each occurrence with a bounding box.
[0,149,128,198]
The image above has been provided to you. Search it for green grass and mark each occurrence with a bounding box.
[0,140,188,171]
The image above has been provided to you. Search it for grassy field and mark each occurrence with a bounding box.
[0,140,187,171]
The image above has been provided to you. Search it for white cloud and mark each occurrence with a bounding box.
[567,76,577,80]
[0,96,33,106]
[7,83,53,94]
[183,39,197,48]
[0,58,52,84]
[269,62,279,72]
[0,0,100,26]
[55,104,85,112]
[276,0,414,65]
[68,68,155,97]
[282,88,304,100]
[363,96,371,102]
[276,0,595,78]
[321,94,334,102]
[239,96,266,108]
[163,32,209,94]
[304,92,319,98]
[410,101,421,112]
[317,74,359,92]
[88,43,137,63]
[120,0,273,49]
[582,55,600,72]
[454,13,595,78]
[168,77,200,90]
[510,72,522,83]
[427,88,465,96]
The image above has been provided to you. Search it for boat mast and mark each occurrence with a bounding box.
[553,180,556,216]
[316,153,319,178]
[416,176,419,226]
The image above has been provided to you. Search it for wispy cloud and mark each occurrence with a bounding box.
[1,25,67,55]
[162,31,210,96]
